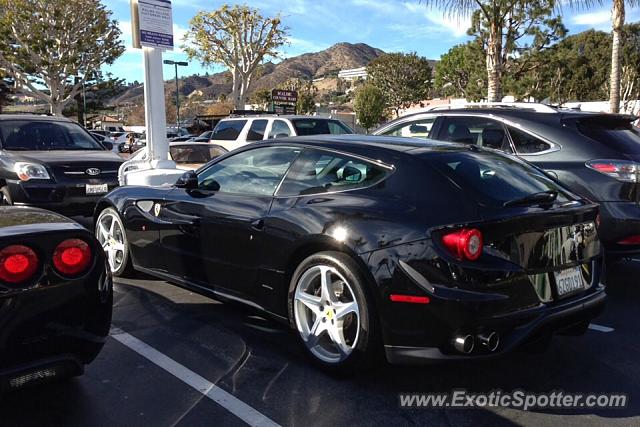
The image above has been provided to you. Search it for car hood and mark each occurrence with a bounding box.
[2,150,123,164]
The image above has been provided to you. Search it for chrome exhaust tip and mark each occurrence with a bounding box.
[453,335,475,354]
[478,331,500,352]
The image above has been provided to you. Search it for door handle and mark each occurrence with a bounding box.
[251,219,265,230]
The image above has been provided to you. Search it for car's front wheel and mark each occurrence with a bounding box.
[95,207,132,277]
[288,251,380,373]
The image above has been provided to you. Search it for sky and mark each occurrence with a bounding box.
[105,0,640,84]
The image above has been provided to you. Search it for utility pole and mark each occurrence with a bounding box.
[163,59,188,127]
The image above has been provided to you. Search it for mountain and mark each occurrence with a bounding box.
[111,42,384,106]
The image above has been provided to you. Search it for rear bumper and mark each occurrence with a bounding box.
[6,179,118,215]
[385,286,606,364]
[598,201,640,256]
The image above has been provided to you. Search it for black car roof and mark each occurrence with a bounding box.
[0,114,74,122]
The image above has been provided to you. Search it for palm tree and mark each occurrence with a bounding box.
[423,0,509,102]
[609,0,639,113]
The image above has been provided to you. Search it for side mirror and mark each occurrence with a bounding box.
[175,170,198,189]
[274,133,290,139]
[102,141,114,150]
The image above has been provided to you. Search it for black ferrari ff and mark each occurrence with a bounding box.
[0,206,112,390]
[94,135,605,371]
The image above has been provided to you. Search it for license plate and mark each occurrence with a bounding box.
[86,184,108,195]
[554,267,584,297]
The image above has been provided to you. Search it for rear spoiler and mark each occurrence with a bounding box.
[560,113,638,126]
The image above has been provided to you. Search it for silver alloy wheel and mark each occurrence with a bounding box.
[96,210,127,273]
[293,264,360,364]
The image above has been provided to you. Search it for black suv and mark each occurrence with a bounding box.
[0,115,123,216]
[374,106,640,258]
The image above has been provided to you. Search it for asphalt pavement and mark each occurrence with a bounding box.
[0,256,638,427]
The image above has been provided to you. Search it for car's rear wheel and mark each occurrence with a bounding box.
[95,207,132,277]
[289,251,379,373]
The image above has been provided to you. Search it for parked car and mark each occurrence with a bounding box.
[94,135,605,372]
[0,206,111,391]
[209,115,353,151]
[124,141,228,172]
[0,115,123,216]
[373,105,640,260]
[90,131,120,153]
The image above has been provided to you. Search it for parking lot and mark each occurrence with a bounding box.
[0,254,637,426]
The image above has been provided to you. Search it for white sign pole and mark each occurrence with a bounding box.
[142,47,171,168]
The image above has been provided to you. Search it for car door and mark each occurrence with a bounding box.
[434,116,514,152]
[157,145,301,301]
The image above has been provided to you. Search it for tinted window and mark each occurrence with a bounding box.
[247,119,268,142]
[292,119,352,136]
[509,127,552,154]
[277,148,391,196]
[438,117,511,152]
[0,120,104,151]
[425,151,569,208]
[577,119,640,154]
[197,147,300,195]
[383,117,436,139]
[268,120,291,138]
[170,145,227,164]
[211,120,247,141]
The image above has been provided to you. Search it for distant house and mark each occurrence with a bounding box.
[338,67,367,81]
[88,114,124,131]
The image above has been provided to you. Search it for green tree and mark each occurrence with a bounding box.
[0,0,124,115]
[366,52,432,117]
[0,70,12,113]
[184,5,288,110]
[422,0,564,102]
[435,41,487,101]
[249,88,272,110]
[354,84,386,132]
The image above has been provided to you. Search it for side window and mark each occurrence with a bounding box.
[211,120,247,141]
[268,120,292,138]
[437,117,510,152]
[197,146,300,195]
[247,119,268,142]
[509,127,552,154]
[277,148,391,197]
[384,117,436,139]
[327,121,352,135]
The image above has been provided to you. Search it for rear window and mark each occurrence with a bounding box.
[577,119,640,154]
[211,120,247,141]
[170,145,227,164]
[292,119,352,136]
[425,151,570,208]
[0,120,104,151]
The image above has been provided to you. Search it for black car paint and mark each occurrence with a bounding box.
[96,136,605,363]
[374,109,640,256]
[0,116,123,216]
[0,206,112,389]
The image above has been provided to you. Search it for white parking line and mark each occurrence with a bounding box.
[110,328,281,427]
[588,323,615,333]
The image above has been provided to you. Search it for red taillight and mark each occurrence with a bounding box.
[441,228,483,261]
[53,239,92,276]
[0,245,39,284]
[389,294,430,304]
[586,159,639,182]
[617,235,640,245]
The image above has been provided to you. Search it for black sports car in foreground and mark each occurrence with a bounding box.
[0,206,112,391]
[95,135,605,370]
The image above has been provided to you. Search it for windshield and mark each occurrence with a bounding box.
[291,119,353,136]
[425,150,571,208]
[0,120,104,151]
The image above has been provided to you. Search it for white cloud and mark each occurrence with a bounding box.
[403,3,471,38]
[350,0,396,14]
[571,10,610,26]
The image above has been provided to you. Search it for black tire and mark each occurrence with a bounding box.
[95,207,134,277]
[288,251,381,374]
[0,186,12,205]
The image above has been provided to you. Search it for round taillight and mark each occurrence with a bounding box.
[441,228,483,261]
[0,245,39,284]
[53,239,92,276]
